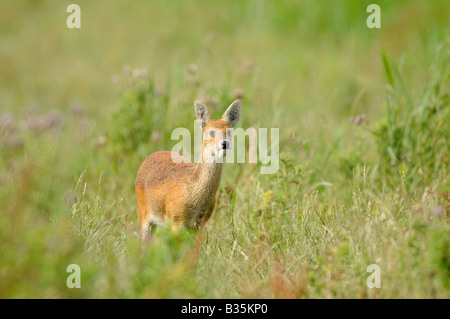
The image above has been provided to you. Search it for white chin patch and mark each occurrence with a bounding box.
[215,149,225,161]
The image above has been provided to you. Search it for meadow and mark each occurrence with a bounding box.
[0,0,449,298]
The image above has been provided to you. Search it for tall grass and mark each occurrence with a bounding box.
[0,0,449,298]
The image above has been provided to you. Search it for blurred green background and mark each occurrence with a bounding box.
[0,0,449,298]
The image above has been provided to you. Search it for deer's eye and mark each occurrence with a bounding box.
[209,131,215,137]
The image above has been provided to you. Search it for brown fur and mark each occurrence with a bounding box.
[136,100,241,242]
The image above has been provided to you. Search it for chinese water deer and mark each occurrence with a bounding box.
[135,100,241,242]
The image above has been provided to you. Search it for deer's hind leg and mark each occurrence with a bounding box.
[136,186,153,243]
[138,209,150,243]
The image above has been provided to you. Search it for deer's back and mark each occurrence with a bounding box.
[136,151,194,184]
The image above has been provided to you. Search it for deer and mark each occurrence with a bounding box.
[135,100,241,242]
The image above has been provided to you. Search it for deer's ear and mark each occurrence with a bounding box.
[222,100,241,127]
[194,100,211,128]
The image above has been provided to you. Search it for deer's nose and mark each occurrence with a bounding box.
[221,140,230,150]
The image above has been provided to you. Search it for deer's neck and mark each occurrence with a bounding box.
[192,158,223,204]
